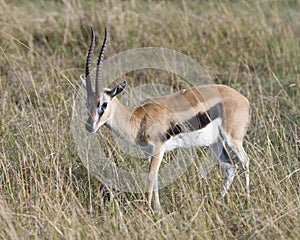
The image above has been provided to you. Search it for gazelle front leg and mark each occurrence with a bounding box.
[148,147,164,211]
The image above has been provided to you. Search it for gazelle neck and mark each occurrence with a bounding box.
[105,98,136,141]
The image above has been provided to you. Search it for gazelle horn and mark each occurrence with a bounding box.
[85,28,95,106]
[95,28,108,98]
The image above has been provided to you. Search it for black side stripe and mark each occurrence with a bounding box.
[164,103,223,140]
[164,122,182,140]
[185,102,223,131]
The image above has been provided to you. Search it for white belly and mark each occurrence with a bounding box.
[163,118,222,152]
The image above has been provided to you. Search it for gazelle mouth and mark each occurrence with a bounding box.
[85,123,97,133]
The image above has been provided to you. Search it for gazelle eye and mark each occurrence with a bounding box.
[102,102,108,110]
[97,102,108,116]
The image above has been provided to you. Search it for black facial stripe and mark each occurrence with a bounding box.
[98,108,104,116]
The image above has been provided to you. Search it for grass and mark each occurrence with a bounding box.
[0,0,299,239]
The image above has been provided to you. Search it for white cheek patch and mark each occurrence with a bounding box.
[163,118,222,152]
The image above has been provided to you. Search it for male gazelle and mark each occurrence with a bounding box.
[81,29,250,211]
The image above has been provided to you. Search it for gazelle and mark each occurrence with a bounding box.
[81,29,250,211]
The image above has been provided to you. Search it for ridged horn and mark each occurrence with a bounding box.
[95,28,108,98]
[85,28,95,105]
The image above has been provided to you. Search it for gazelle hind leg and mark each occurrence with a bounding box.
[220,162,236,197]
[211,140,236,197]
[233,142,250,202]
[219,127,250,200]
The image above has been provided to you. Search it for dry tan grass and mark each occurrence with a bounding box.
[0,0,299,239]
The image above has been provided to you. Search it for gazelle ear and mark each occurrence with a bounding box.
[80,74,86,89]
[106,80,127,98]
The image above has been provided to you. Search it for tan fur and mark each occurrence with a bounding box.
[114,85,250,146]
[218,85,250,142]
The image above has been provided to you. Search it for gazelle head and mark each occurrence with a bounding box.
[81,28,127,133]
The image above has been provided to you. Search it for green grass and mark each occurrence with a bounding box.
[0,0,299,239]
